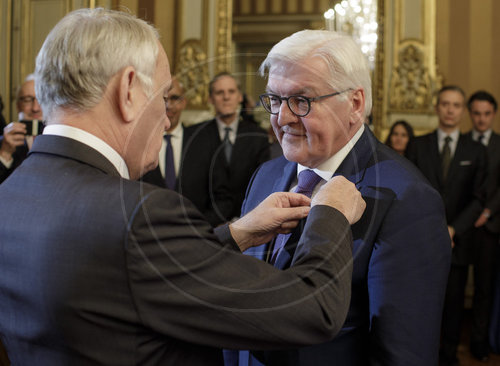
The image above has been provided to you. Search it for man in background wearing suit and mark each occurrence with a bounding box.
[229,29,451,366]
[194,72,270,219]
[141,77,232,226]
[464,90,500,361]
[408,85,488,366]
[0,74,43,183]
[0,8,368,365]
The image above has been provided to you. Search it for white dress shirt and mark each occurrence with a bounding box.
[471,128,492,146]
[437,128,460,158]
[158,123,184,178]
[290,124,366,197]
[43,124,130,179]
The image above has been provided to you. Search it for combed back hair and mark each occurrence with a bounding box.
[259,30,372,118]
[208,72,241,95]
[467,90,498,111]
[436,85,466,104]
[16,73,35,99]
[35,8,159,119]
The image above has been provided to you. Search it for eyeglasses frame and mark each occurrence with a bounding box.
[259,89,352,117]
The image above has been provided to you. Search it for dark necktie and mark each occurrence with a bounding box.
[223,127,232,163]
[478,134,485,145]
[164,134,176,189]
[441,135,452,181]
[270,169,323,264]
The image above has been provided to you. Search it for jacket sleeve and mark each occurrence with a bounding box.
[125,189,353,350]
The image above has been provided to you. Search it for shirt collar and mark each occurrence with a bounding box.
[437,128,460,142]
[472,128,491,142]
[297,124,365,180]
[43,124,130,179]
[167,121,183,138]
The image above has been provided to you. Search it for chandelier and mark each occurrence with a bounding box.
[324,0,378,69]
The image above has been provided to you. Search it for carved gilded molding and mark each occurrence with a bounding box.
[372,0,385,138]
[175,39,210,109]
[389,42,435,112]
[215,0,232,73]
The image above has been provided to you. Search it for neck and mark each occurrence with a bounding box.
[218,112,237,125]
[439,125,459,135]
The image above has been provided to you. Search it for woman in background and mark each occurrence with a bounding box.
[385,120,414,157]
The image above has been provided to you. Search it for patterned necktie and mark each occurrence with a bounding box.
[164,134,176,189]
[441,135,452,181]
[270,169,323,264]
[223,127,232,163]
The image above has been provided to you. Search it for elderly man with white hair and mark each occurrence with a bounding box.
[0,8,368,366]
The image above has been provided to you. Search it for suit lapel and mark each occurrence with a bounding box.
[29,135,121,177]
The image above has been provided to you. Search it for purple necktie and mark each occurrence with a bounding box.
[164,134,176,189]
[270,169,323,264]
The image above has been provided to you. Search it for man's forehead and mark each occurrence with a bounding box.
[20,81,35,95]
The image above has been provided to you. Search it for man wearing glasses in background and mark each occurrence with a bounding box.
[0,74,43,183]
[226,30,451,366]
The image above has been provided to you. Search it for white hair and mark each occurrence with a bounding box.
[35,8,159,119]
[259,30,372,118]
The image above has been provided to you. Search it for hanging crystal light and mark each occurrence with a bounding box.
[324,0,378,70]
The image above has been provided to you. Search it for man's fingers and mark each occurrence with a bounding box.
[275,192,311,208]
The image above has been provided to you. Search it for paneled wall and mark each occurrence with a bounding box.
[437,0,500,132]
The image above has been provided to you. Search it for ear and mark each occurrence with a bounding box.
[350,88,366,125]
[208,94,214,106]
[118,66,144,123]
[238,92,243,104]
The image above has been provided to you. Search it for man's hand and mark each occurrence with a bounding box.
[0,122,27,162]
[230,192,311,252]
[448,225,455,248]
[312,176,366,225]
[474,209,491,228]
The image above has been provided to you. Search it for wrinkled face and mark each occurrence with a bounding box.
[166,78,187,132]
[389,124,409,154]
[209,75,243,120]
[267,57,361,168]
[127,45,171,179]
[17,80,43,120]
[436,90,465,130]
[469,100,496,133]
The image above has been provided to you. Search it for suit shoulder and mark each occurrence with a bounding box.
[238,119,267,134]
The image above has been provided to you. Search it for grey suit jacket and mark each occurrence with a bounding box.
[0,134,353,365]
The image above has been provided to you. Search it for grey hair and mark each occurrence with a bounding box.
[259,30,372,118]
[35,8,159,119]
[16,73,36,99]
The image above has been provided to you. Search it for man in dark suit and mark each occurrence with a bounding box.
[228,30,451,366]
[193,72,270,219]
[463,90,500,361]
[0,8,369,365]
[408,86,488,366]
[0,74,43,183]
[141,77,232,226]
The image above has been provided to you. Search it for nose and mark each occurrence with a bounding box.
[164,115,171,131]
[32,98,41,112]
[276,101,299,126]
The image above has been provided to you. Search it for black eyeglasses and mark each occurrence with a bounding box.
[259,89,351,117]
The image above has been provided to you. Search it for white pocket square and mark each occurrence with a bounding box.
[460,160,472,166]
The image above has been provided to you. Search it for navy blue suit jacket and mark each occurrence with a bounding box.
[237,128,451,366]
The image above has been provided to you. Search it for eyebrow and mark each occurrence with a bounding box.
[265,86,316,95]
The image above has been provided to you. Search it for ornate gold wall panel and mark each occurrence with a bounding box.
[215,0,232,74]
[385,0,440,134]
[175,39,210,110]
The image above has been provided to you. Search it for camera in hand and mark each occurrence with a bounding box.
[20,120,45,136]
